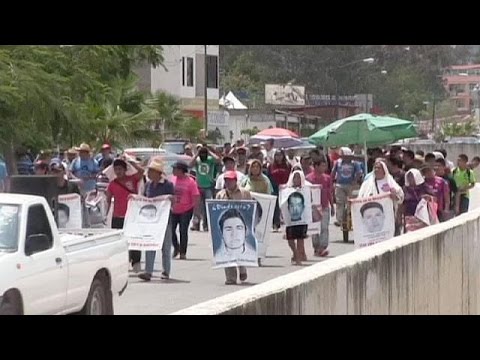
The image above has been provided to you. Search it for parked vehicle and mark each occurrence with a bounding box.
[161,140,188,155]
[0,194,128,315]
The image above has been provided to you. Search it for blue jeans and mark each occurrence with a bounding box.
[145,219,173,276]
[172,210,194,255]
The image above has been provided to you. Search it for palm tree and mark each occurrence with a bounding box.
[146,91,186,141]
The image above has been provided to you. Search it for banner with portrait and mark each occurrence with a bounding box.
[279,186,313,226]
[351,193,394,249]
[58,194,82,229]
[124,195,171,251]
[251,192,276,259]
[308,185,322,235]
[206,200,258,269]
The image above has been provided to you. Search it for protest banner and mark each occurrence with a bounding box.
[251,192,276,259]
[58,194,82,229]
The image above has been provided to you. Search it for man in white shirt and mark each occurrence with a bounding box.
[262,138,276,166]
[215,156,246,191]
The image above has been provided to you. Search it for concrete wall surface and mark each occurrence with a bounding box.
[173,208,480,315]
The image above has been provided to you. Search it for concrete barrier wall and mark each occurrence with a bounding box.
[173,208,480,315]
[407,143,480,164]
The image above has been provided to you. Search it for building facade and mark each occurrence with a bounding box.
[136,45,220,116]
[442,64,480,114]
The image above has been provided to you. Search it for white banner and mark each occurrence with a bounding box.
[308,185,322,234]
[351,193,394,249]
[58,194,82,229]
[206,200,258,269]
[279,186,313,226]
[251,192,276,259]
[124,195,171,251]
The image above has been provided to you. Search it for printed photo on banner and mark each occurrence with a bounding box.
[351,193,394,249]
[308,185,322,234]
[279,187,313,226]
[58,194,82,229]
[123,195,171,251]
[251,192,276,259]
[206,200,258,269]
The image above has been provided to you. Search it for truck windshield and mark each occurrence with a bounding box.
[0,205,20,251]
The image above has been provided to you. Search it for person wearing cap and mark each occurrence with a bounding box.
[50,159,81,195]
[106,155,145,272]
[95,144,114,170]
[170,162,200,260]
[215,155,246,193]
[216,170,253,285]
[189,145,221,232]
[248,144,264,163]
[331,147,363,227]
[235,146,248,174]
[70,143,100,192]
[138,157,175,281]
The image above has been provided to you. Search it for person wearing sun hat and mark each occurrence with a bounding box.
[138,157,175,282]
[70,143,100,192]
[95,143,114,169]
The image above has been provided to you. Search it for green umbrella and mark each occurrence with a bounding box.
[309,113,417,170]
[308,113,417,148]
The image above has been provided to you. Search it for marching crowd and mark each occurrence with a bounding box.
[2,139,480,286]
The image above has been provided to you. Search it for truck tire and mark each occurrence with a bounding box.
[80,277,113,315]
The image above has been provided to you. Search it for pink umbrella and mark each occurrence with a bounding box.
[250,127,302,148]
[256,128,300,138]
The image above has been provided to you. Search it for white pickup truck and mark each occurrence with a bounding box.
[0,194,129,315]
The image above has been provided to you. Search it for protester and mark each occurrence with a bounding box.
[300,154,313,177]
[106,157,145,272]
[435,158,457,214]
[422,165,450,221]
[416,150,425,157]
[138,158,175,282]
[402,150,415,171]
[235,146,249,174]
[216,171,253,285]
[453,154,476,215]
[358,160,404,235]
[184,144,194,157]
[50,159,81,195]
[387,156,405,187]
[223,143,232,157]
[424,153,436,167]
[215,155,245,193]
[31,159,48,175]
[95,144,113,169]
[367,148,383,172]
[70,143,99,192]
[263,138,276,166]
[306,159,334,257]
[403,169,435,232]
[284,170,309,265]
[436,149,454,171]
[469,156,480,170]
[267,150,291,231]
[63,148,78,178]
[242,159,273,194]
[286,148,298,167]
[189,145,221,232]
[16,148,34,175]
[171,162,200,260]
[248,144,264,163]
[413,155,425,169]
[331,147,363,227]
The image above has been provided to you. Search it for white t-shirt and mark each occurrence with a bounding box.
[215,171,246,191]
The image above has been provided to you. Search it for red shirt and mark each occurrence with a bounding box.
[107,175,140,218]
[306,172,332,209]
[171,175,200,214]
[268,163,291,186]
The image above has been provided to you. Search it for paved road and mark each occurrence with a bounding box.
[114,220,355,315]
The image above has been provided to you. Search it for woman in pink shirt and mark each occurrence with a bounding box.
[422,165,450,221]
[171,162,200,259]
[306,158,334,257]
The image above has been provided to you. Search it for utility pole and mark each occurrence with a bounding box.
[204,45,209,134]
